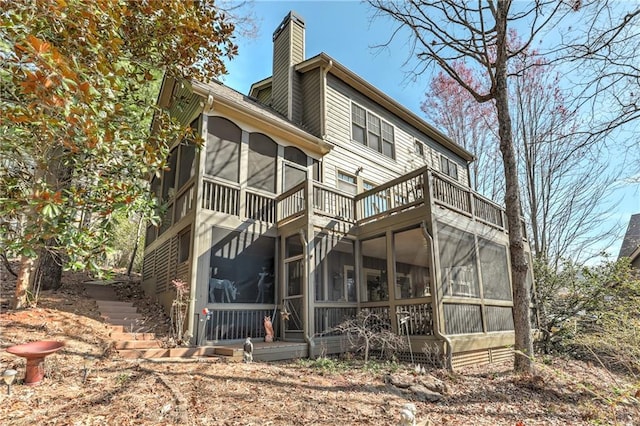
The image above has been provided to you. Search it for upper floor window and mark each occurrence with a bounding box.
[440,156,459,180]
[351,102,395,159]
[414,140,425,157]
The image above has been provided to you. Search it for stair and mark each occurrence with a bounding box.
[83,281,234,361]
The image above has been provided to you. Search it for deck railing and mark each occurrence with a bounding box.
[314,306,357,336]
[396,303,434,336]
[202,178,239,216]
[201,167,515,234]
[277,181,306,222]
[204,308,278,341]
[313,183,356,221]
[246,190,276,223]
[355,168,425,223]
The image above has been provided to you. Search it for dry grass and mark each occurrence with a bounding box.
[1,266,639,425]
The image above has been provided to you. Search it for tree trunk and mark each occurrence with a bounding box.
[34,241,64,291]
[13,255,36,309]
[496,0,533,373]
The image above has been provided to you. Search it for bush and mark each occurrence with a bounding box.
[535,257,640,374]
[335,310,407,362]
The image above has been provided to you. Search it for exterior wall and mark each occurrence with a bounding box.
[323,74,469,189]
[255,86,272,105]
[300,69,322,137]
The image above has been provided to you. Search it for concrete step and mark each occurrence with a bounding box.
[110,332,157,341]
[114,340,163,350]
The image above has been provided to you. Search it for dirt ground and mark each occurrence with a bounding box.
[0,264,639,425]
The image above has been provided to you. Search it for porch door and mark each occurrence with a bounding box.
[283,258,305,339]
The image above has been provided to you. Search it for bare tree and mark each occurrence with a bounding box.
[368,0,581,372]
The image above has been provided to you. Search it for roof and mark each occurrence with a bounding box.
[190,79,332,156]
[618,213,640,259]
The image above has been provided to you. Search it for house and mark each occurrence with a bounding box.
[619,213,640,269]
[141,12,534,368]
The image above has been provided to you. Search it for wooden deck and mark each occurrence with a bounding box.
[215,341,309,362]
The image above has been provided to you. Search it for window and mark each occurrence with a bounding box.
[162,147,178,200]
[283,146,307,191]
[248,133,277,193]
[440,156,459,180]
[414,140,425,157]
[312,159,322,182]
[351,102,395,159]
[337,171,357,195]
[351,104,366,144]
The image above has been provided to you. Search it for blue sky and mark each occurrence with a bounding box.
[220,0,639,260]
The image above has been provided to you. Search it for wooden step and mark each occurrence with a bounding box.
[116,348,170,359]
[97,305,138,313]
[104,319,145,329]
[110,332,157,341]
[96,301,135,308]
[169,347,217,358]
[114,340,163,350]
[214,347,243,362]
[100,313,144,321]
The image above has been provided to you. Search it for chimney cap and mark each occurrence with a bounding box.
[273,11,305,41]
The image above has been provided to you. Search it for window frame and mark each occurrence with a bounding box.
[414,140,425,157]
[350,101,396,160]
[440,155,459,180]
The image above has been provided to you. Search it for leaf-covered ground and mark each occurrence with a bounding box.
[0,266,638,425]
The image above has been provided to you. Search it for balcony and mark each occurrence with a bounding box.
[200,166,516,236]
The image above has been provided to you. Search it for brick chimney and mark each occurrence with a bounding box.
[271,11,305,121]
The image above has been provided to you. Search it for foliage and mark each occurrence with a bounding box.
[0,0,237,307]
[106,211,145,272]
[335,310,407,362]
[535,257,640,374]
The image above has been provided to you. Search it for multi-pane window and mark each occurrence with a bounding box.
[351,102,395,159]
[440,156,459,180]
[337,171,357,195]
[414,140,425,157]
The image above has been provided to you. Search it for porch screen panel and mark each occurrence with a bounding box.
[208,229,275,304]
[443,303,482,334]
[485,306,514,332]
[205,116,241,182]
[362,236,388,302]
[162,147,178,200]
[177,143,196,189]
[248,133,277,193]
[314,234,356,302]
[478,238,511,301]
[393,227,430,300]
[437,224,480,298]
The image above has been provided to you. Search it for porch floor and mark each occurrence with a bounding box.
[213,340,309,362]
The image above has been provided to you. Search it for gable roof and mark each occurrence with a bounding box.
[250,52,475,163]
[158,76,331,156]
[618,213,640,259]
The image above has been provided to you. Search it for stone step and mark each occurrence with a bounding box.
[100,313,144,321]
[114,340,163,350]
[110,332,157,341]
